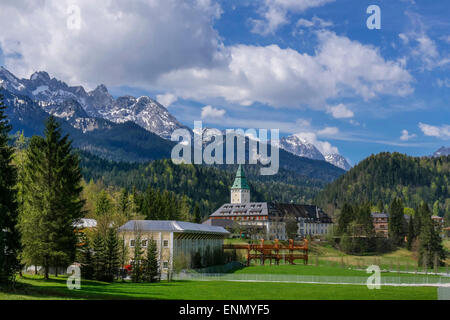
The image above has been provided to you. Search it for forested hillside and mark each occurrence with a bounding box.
[79,151,326,217]
[315,152,450,217]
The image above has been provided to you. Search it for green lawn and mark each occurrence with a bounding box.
[232,264,446,279]
[0,275,438,300]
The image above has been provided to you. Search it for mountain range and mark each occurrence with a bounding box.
[0,66,346,181]
[279,134,352,170]
[432,146,450,157]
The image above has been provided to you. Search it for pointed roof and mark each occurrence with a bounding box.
[231,164,250,190]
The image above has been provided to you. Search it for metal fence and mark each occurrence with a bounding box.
[173,272,450,286]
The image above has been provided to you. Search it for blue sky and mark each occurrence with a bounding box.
[0,0,448,164]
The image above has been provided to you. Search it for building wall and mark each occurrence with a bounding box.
[120,230,172,273]
[231,189,250,204]
[119,230,226,273]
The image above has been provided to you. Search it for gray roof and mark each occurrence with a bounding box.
[210,202,269,217]
[210,202,332,223]
[73,218,97,228]
[371,212,389,218]
[118,220,229,235]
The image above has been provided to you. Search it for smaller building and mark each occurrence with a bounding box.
[371,212,389,237]
[118,220,229,275]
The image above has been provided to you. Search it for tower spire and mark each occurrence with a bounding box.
[231,164,250,203]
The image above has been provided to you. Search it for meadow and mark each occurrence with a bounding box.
[0,274,438,300]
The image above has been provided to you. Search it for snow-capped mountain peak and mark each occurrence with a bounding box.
[280,135,325,161]
[0,67,187,139]
[432,146,450,157]
[324,153,352,171]
[280,133,352,170]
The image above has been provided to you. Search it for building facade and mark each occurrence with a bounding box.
[118,220,229,275]
[206,166,333,240]
[371,212,389,237]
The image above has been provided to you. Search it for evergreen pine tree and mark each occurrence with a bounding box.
[0,94,20,286]
[337,203,353,235]
[131,231,144,283]
[92,232,107,281]
[119,235,129,281]
[19,116,84,279]
[143,237,160,283]
[193,204,201,224]
[388,198,406,246]
[407,215,415,250]
[104,228,120,282]
[77,234,94,280]
[417,203,445,268]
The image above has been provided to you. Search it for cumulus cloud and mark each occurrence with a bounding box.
[158,31,413,109]
[400,129,416,141]
[326,104,354,119]
[251,0,335,35]
[0,1,413,116]
[201,105,226,119]
[156,93,177,107]
[296,16,333,29]
[0,0,224,87]
[294,131,339,155]
[399,13,450,71]
[419,123,450,139]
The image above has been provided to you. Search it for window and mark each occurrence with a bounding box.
[163,240,169,247]
[130,239,135,247]
[163,261,169,269]
[142,240,148,247]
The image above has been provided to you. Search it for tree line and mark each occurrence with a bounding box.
[335,198,446,267]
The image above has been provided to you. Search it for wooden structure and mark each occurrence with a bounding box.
[223,239,308,266]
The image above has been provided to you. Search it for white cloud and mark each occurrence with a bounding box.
[294,131,339,155]
[201,105,226,119]
[399,13,450,71]
[0,2,413,116]
[436,78,450,88]
[156,93,177,107]
[158,31,413,109]
[317,126,339,136]
[251,0,335,35]
[326,103,354,119]
[0,0,224,87]
[296,16,333,29]
[419,123,450,139]
[400,129,416,141]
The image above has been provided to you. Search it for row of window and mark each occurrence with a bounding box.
[129,239,169,248]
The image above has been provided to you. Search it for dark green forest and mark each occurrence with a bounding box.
[315,152,450,219]
[79,151,325,218]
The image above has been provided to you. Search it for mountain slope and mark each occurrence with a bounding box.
[280,133,352,171]
[433,146,450,157]
[315,152,450,211]
[0,67,187,139]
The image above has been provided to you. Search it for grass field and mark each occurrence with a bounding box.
[0,275,438,300]
[1,240,447,300]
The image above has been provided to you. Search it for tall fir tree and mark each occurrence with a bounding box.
[18,116,84,279]
[131,231,144,283]
[77,234,94,280]
[407,215,415,251]
[143,237,160,283]
[417,203,445,268]
[388,198,406,246]
[92,232,107,281]
[0,94,20,286]
[337,203,353,235]
[193,204,201,224]
[104,228,120,282]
